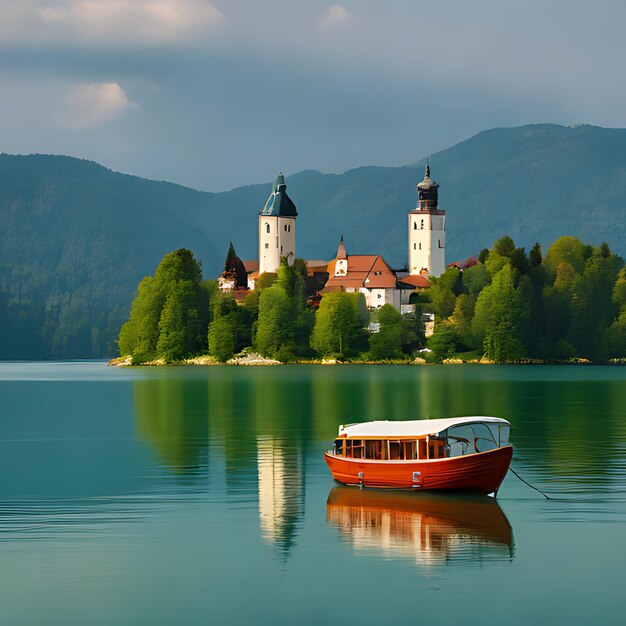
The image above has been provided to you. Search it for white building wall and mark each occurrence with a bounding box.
[360,288,402,311]
[259,216,296,275]
[408,212,446,277]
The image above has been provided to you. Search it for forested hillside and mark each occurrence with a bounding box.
[2,123,626,358]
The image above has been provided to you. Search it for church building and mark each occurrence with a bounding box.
[218,163,449,314]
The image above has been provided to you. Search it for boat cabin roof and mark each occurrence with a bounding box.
[338,416,510,439]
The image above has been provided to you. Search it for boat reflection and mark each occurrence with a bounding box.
[326,487,514,567]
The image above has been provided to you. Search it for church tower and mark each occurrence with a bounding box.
[408,162,446,277]
[258,173,298,275]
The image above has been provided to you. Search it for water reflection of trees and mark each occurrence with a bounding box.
[134,378,209,473]
[133,365,626,551]
[327,487,514,567]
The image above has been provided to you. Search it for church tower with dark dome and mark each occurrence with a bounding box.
[408,162,446,277]
[258,172,298,275]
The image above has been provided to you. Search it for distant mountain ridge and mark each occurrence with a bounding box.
[2,123,626,358]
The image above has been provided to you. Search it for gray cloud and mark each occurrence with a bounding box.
[1,1,626,190]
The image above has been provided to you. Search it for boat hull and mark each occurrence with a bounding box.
[324,445,513,494]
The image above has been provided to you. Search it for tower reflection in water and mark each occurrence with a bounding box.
[257,437,304,554]
[327,487,514,567]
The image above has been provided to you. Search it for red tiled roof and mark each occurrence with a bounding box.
[398,274,430,289]
[324,255,397,291]
[448,257,479,271]
[242,259,259,273]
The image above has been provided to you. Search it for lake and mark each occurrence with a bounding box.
[1,362,625,625]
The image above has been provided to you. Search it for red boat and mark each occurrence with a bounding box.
[324,416,513,495]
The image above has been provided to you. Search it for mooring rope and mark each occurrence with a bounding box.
[508,466,551,499]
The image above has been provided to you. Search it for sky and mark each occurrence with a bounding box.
[1,0,626,191]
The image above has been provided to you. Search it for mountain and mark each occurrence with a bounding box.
[2,123,626,359]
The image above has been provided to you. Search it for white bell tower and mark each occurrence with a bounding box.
[408,162,446,277]
[258,173,298,275]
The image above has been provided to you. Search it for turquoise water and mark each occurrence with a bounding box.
[1,363,625,625]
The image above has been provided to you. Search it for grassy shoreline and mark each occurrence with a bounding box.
[108,354,626,367]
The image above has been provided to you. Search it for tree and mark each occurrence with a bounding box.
[544,236,591,278]
[368,304,404,360]
[255,272,277,290]
[612,268,626,311]
[155,248,202,287]
[494,235,516,258]
[119,276,164,363]
[208,315,236,362]
[427,267,460,319]
[452,293,477,349]
[311,292,366,358]
[462,263,490,295]
[478,248,489,264]
[472,265,529,362]
[529,242,543,268]
[255,286,294,358]
[426,321,460,362]
[157,279,202,362]
[118,249,207,363]
[567,243,621,359]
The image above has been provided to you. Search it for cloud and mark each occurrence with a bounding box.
[0,1,224,45]
[323,5,353,26]
[61,82,138,128]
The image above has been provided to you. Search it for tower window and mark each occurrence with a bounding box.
[413,222,417,230]
[421,219,424,229]
[265,243,269,249]
[284,225,287,231]
[419,243,422,250]
[438,240,443,248]
[413,243,416,250]
[266,224,270,234]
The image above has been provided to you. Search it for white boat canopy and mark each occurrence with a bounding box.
[338,416,510,439]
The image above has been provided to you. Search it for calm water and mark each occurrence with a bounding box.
[1,363,626,625]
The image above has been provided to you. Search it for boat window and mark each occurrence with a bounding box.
[471,423,498,453]
[403,441,417,460]
[389,440,402,460]
[446,422,502,456]
[346,439,364,459]
[418,439,427,459]
[333,439,344,456]
[365,440,383,460]
[498,425,510,446]
[428,435,446,459]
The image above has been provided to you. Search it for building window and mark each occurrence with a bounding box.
[413,243,416,250]
[265,243,269,249]
[413,222,417,230]
[439,240,444,248]
[421,219,424,229]
[266,223,270,234]
[419,243,422,250]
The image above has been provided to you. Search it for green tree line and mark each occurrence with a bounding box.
[119,250,422,363]
[425,235,626,362]
[119,236,626,365]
